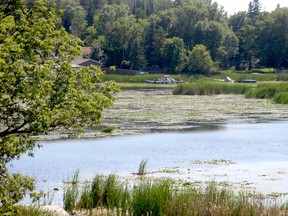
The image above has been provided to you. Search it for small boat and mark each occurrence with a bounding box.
[224,77,257,83]
[235,79,257,83]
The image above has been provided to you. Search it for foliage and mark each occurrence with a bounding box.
[0,0,118,214]
[162,37,187,73]
[187,45,214,75]
[47,0,288,71]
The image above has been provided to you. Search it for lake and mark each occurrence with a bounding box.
[9,120,288,205]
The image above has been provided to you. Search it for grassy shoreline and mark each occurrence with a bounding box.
[60,173,288,216]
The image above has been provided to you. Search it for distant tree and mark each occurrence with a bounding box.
[93,4,135,66]
[0,1,118,213]
[228,11,247,33]
[188,45,214,74]
[162,37,187,73]
[144,15,167,67]
[58,0,87,38]
[253,8,288,68]
[194,20,238,68]
[247,0,262,19]
[127,20,148,70]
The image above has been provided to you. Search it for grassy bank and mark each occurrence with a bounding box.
[62,173,288,216]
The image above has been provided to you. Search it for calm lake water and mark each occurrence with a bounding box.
[9,120,288,204]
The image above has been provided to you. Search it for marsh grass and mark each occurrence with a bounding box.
[173,81,251,95]
[217,70,288,82]
[246,83,288,99]
[137,159,148,175]
[101,126,116,133]
[62,173,288,216]
[273,92,288,104]
[173,80,288,104]
[16,206,54,216]
[63,169,80,214]
[132,179,172,216]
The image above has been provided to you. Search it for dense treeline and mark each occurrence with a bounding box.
[50,0,288,73]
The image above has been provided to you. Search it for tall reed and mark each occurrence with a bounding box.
[137,159,148,175]
[63,173,288,216]
[63,170,80,214]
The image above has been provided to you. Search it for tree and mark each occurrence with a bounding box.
[247,0,262,19]
[144,15,167,67]
[162,37,186,73]
[93,4,135,67]
[0,0,118,213]
[127,20,148,70]
[59,0,87,38]
[188,44,214,74]
[253,8,288,68]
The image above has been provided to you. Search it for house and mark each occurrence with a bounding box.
[71,56,102,68]
[71,46,102,68]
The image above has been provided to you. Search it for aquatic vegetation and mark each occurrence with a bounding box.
[173,81,250,95]
[273,92,288,104]
[173,80,288,105]
[137,159,149,176]
[62,173,288,216]
[63,170,80,214]
[191,159,236,165]
[101,126,116,133]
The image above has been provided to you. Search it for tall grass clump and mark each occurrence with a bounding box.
[136,159,148,175]
[132,179,173,216]
[245,82,288,100]
[76,173,131,215]
[16,206,54,216]
[63,170,80,214]
[173,81,251,95]
[273,92,288,104]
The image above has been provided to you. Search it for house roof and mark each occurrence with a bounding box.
[71,56,102,67]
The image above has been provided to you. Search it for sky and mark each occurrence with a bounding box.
[214,0,288,15]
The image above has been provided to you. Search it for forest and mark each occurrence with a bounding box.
[49,0,288,74]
